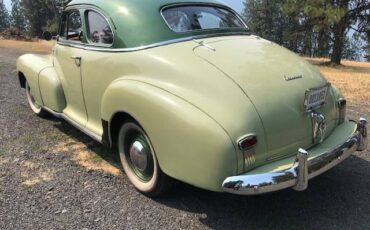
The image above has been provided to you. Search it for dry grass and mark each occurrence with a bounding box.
[0,39,52,53]
[1,40,368,104]
[50,140,121,176]
[20,160,55,187]
[307,58,370,106]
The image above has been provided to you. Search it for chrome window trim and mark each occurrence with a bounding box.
[58,5,115,49]
[57,32,251,52]
[84,8,115,48]
[59,9,84,44]
[58,3,250,52]
[160,3,249,33]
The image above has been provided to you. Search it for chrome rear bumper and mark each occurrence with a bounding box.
[222,118,367,195]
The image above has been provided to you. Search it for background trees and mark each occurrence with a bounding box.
[243,0,370,64]
[0,1,10,31]
[0,0,368,64]
[10,0,26,31]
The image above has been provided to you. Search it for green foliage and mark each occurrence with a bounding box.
[20,0,56,37]
[0,2,10,32]
[10,0,26,31]
[243,0,370,63]
[342,33,365,60]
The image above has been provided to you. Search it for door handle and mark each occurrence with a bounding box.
[70,55,82,67]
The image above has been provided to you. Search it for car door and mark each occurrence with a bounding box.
[80,9,115,136]
[54,9,88,126]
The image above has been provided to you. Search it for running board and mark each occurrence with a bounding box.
[42,107,102,143]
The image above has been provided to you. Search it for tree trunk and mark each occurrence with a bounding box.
[330,0,350,65]
[331,20,346,65]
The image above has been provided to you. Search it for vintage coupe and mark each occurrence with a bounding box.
[17,0,367,197]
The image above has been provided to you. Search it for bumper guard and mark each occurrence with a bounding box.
[222,118,367,195]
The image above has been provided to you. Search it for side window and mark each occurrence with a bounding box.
[59,13,68,39]
[59,10,83,42]
[67,11,83,42]
[86,11,113,46]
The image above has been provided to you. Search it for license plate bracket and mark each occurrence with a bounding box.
[304,83,331,112]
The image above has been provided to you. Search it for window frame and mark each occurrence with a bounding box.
[84,9,115,48]
[160,3,248,34]
[58,9,84,44]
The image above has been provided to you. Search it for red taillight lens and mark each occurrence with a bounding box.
[238,135,258,150]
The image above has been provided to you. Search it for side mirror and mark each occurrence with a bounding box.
[43,31,53,41]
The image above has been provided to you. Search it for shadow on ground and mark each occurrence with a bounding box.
[53,118,370,230]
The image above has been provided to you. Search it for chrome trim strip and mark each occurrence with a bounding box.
[57,32,251,52]
[222,118,367,195]
[58,36,193,52]
[42,107,102,143]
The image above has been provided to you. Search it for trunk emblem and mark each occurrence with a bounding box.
[285,75,303,81]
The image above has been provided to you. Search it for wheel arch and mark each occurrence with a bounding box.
[101,79,238,192]
[16,54,53,105]
[108,111,138,148]
[18,71,26,88]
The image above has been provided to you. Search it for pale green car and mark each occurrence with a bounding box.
[17,0,367,197]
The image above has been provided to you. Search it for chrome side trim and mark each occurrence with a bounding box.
[222,118,367,195]
[57,32,251,52]
[42,107,102,143]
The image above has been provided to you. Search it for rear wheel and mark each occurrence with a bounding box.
[25,82,49,118]
[118,122,172,197]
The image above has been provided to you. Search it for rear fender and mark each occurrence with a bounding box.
[101,79,237,192]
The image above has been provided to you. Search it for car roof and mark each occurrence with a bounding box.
[67,0,248,49]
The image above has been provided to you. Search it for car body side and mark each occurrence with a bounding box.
[17,37,259,192]
[16,0,360,193]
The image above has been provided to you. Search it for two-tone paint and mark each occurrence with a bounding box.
[16,0,367,193]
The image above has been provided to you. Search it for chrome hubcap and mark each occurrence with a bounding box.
[124,133,154,182]
[129,141,148,171]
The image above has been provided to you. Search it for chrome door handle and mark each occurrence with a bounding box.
[70,55,81,60]
[70,55,82,67]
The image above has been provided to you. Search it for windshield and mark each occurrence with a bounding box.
[162,5,246,33]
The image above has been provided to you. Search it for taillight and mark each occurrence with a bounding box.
[238,135,258,150]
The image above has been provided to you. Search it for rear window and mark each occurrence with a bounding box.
[162,5,246,33]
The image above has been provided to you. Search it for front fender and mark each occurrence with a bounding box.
[16,54,53,105]
[101,79,237,192]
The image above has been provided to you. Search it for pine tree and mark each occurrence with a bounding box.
[10,0,26,31]
[243,0,286,43]
[20,0,55,37]
[243,0,370,64]
[0,1,10,32]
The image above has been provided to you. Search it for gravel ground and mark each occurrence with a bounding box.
[0,47,369,230]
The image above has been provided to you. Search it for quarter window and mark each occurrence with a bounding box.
[86,11,113,45]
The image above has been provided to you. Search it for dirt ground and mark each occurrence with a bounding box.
[0,42,370,230]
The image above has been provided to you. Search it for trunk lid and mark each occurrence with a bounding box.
[194,36,338,160]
